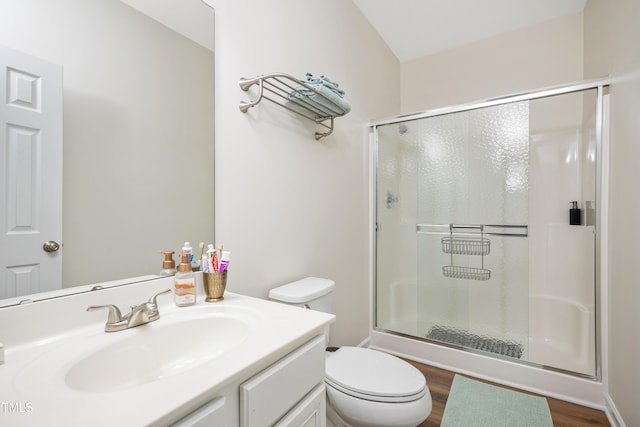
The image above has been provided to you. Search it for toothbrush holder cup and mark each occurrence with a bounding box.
[203,271,227,302]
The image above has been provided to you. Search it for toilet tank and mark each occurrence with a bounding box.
[268,277,335,313]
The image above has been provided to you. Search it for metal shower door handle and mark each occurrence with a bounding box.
[43,241,60,253]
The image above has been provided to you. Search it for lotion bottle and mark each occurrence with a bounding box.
[174,253,196,307]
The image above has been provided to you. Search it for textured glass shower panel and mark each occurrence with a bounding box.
[416,102,530,359]
[416,103,529,225]
[419,231,530,358]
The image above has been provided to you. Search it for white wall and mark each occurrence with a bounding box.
[400,13,584,113]
[206,0,399,346]
[584,1,640,425]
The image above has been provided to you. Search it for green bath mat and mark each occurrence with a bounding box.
[441,375,553,427]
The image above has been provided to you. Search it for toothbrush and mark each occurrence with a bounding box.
[198,242,205,260]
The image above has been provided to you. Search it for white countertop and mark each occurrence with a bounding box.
[0,276,334,426]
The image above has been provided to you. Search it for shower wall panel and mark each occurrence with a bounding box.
[527,90,597,375]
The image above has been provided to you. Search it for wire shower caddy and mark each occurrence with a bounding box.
[442,224,491,281]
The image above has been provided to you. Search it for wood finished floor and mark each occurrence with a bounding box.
[405,360,611,427]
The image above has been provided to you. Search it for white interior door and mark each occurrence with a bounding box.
[0,45,63,299]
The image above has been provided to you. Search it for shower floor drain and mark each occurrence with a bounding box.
[425,326,524,359]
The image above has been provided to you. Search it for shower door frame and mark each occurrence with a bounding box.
[371,78,610,380]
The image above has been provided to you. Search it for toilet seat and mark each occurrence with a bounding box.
[325,347,427,403]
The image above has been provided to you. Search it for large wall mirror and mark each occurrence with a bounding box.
[0,0,215,306]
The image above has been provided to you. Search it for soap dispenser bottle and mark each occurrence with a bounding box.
[159,251,176,276]
[174,252,196,307]
[570,201,582,225]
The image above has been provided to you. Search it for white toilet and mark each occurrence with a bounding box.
[269,277,432,427]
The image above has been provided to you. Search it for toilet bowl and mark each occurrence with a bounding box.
[269,277,432,427]
[325,346,431,427]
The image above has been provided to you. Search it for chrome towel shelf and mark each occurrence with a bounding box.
[238,72,348,140]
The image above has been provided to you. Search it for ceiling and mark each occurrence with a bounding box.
[120,0,214,51]
[351,0,587,62]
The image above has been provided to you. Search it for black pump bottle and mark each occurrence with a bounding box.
[570,201,582,225]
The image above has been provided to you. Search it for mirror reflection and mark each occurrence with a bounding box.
[0,0,215,305]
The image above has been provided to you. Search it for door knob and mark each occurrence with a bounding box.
[43,241,60,253]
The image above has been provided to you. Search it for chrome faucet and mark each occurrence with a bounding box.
[87,289,171,332]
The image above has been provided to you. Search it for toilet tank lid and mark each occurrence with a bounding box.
[268,277,335,303]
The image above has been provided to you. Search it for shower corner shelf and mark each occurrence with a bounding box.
[238,72,349,140]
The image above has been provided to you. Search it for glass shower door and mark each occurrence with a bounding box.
[376,100,531,359]
[416,102,530,358]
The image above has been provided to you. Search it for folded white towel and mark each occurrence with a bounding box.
[304,72,346,97]
[289,83,351,116]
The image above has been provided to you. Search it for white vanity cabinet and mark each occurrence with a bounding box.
[170,335,326,427]
[240,335,326,427]
[171,397,227,426]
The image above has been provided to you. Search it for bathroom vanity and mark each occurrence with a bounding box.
[0,275,334,426]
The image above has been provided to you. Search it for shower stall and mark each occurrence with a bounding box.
[372,80,608,379]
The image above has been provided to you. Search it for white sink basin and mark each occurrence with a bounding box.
[66,315,250,392]
[15,305,260,394]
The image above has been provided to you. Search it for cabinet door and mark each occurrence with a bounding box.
[240,335,325,427]
[275,384,326,427]
[171,397,226,427]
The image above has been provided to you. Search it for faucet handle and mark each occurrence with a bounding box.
[87,304,123,323]
[148,289,171,306]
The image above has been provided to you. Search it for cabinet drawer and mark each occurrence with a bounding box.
[240,335,325,427]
